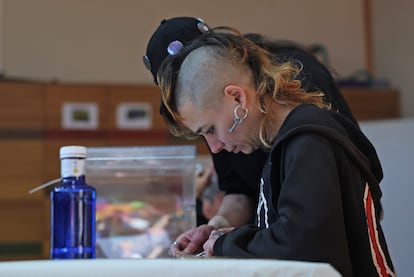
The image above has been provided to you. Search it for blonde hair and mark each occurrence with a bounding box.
[158,27,330,148]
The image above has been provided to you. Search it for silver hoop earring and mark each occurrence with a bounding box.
[228,105,248,134]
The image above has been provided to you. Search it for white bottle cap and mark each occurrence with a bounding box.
[60,145,87,159]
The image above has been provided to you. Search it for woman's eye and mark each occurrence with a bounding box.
[205,126,215,135]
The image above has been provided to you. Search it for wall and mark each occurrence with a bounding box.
[372,0,414,116]
[2,1,413,117]
[1,0,365,84]
[360,118,414,277]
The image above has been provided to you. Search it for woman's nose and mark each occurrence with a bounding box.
[205,136,224,154]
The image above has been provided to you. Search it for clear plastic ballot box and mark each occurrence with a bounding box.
[85,145,197,258]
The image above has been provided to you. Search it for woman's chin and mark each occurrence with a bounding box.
[240,147,254,154]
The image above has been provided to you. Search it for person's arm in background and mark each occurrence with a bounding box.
[171,159,254,256]
[170,153,257,257]
[209,150,263,227]
[194,163,254,229]
[197,158,255,228]
[208,194,253,228]
[170,193,253,257]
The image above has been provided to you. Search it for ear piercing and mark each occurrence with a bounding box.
[228,105,248,134]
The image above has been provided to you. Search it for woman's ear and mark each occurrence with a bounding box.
[223,85,247,107]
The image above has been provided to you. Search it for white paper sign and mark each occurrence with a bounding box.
[116,102,152,130]
[62,102,98,129]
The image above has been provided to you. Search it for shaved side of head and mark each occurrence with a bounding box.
[175,46,252,115]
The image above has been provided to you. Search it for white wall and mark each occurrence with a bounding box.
[360,118,414,277]
[1,0,364,84]
[372,0,414,116]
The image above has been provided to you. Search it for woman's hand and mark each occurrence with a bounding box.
[203,227,234,256]
[169,224,215,257]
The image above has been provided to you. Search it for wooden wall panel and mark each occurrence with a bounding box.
[45,83,107,130]
[106,84,165,129]
[105,84,210,154]
[0,82,46,129]
[0,140,44,200]
[0,198,49,260]
[341,87,400,121]
[0,199,48,242]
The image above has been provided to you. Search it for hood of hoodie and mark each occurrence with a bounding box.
[272,104,383,205]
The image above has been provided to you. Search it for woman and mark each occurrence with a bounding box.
[144,17,359,250]
[157,27,394,277]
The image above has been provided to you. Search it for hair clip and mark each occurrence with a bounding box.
[292,59,304,71]
[143,55,151,71]
[197,20,210,34]
[290,59,304,79]
[167,40,184,56]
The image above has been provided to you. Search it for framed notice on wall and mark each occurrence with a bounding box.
[116,102,152,130]
[62,102,98,130]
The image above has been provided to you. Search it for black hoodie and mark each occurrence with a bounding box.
[211,45,357,216]
[213,104,395,277]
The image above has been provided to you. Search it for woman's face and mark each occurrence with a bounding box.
[179,92,261,154]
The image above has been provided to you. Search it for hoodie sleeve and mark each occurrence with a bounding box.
[213,133,353,274]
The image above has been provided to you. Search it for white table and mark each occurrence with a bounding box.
[0,258,340,277]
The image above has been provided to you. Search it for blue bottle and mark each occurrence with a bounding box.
[50,145,96,259]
